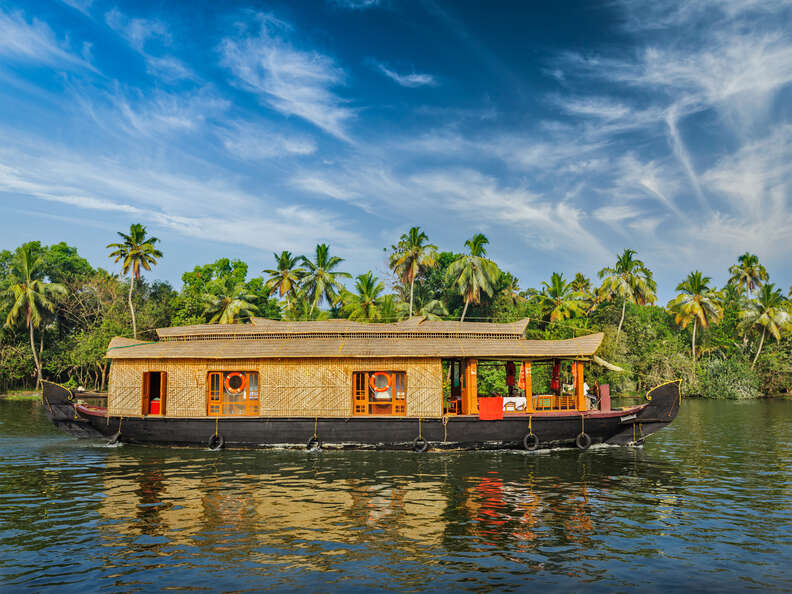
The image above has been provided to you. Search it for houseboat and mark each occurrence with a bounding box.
[42,317,680,451]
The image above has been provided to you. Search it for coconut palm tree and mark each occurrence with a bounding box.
[389,227,438,317]
[263,251,305,311]
[666,271,723,362]
[728,252,768,296]
[740,283,791,369]
[4,243,67,388]
[203,281,258,324]
[570,273,592,294]
[106,223,162,338]
[341,272,385,322]
[536,272,587,322]
[300,244,351,315]
[445,233,500,322]
[393,282,449,320]
[598,249,657,341]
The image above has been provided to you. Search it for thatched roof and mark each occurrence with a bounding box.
[155,317,530,340]
[107,318,603,360]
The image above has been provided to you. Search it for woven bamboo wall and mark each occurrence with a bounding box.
[107,357,443,418]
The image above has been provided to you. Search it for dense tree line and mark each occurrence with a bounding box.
[1,224,790,398]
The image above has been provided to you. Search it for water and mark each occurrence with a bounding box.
[1,398,790,593]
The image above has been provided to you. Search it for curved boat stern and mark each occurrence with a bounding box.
[605,380,682,446]
[41,381,107,439]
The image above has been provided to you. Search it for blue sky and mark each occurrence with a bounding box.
[1,0,791,301]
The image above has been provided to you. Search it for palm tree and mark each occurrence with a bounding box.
[203,281,259,324]
[728,252,768,296]
[667,271,723,362]
[740,283,791,369]
[445,233,500,322]
[263,251,305,311]
[106,223,162,338]
[394,282,449,320]
[300,244,351,315]
[4,243,67,388]
[341,272,385,322]
[389,227,438,317]
[598,249,657,341]
[569,273,592,294]
[536,272,587,322]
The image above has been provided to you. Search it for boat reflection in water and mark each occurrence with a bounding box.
[95,446,682,580]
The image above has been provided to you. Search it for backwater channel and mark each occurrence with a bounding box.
[0,397,790,592]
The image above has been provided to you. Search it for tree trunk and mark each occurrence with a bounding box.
[29,322,42,389]
[101,361,108,392]
[751,326,766,369]
[460,298,470,322]
[128,276,137,339]
[616,299,627,342]
[409,277,415,318]
[691,317,697,362]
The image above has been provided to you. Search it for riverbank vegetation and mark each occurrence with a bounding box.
[1,225,790,398]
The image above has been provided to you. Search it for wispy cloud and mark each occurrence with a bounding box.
[376,63,438,88]
[105,8,169,52]
[59,0,94,16]
[219,121,317,160]
[105,8,193,82]
[219,14,354,141]
[0,9,95,70]
[84,85,229,137]
[0,133,367,257]
[328,0,381,9]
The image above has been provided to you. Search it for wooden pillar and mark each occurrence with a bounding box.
[574,361,586,411]
[462,359,478,414]
[522,361,534,413]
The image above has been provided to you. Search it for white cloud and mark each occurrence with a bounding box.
[376,63,438,88]
[109,87,229,136]
[105,8,170,52]
[0,135,367,257]
[219,14,354,141]
[145,55,194,82]
[0,9,95,70]
[105,8,193,83]
[59,0,94,16]
[292,176,358,201]
[328,0,381,9]
[220,122,317,159]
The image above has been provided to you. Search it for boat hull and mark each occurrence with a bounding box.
[42,380,680,451]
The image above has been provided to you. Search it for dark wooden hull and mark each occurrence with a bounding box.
[41,380,680,451]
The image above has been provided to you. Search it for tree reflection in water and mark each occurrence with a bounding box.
[3,398,790,591]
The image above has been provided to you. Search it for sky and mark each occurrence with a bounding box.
[0,0,791,301]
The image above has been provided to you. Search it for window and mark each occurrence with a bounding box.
[207,371,259,416]
[142,371,167,415]
[352,371,406,416]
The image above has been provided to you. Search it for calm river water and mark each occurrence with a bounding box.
[1,398,791,592]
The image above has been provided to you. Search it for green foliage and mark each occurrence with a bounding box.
[1,233,790,402]
[695,357,761,400]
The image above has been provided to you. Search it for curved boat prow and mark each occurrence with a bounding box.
[41,380,107,439]
[605,380,681,446]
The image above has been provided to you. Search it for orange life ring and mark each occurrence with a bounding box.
[369,371,392,392]
[225,372,247,394]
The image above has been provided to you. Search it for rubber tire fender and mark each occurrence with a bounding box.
[107,431,122,446]
[522,432,539,451]
[306,437,321,451]
[412,437,429,453]
[575,432,591,450]
[208,434,224,451]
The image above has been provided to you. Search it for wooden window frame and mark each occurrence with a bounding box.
[352,371,407,416]
[206,371,260,417]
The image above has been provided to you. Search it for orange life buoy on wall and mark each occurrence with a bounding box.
[369,371,392,392]
[225,372,247,394]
